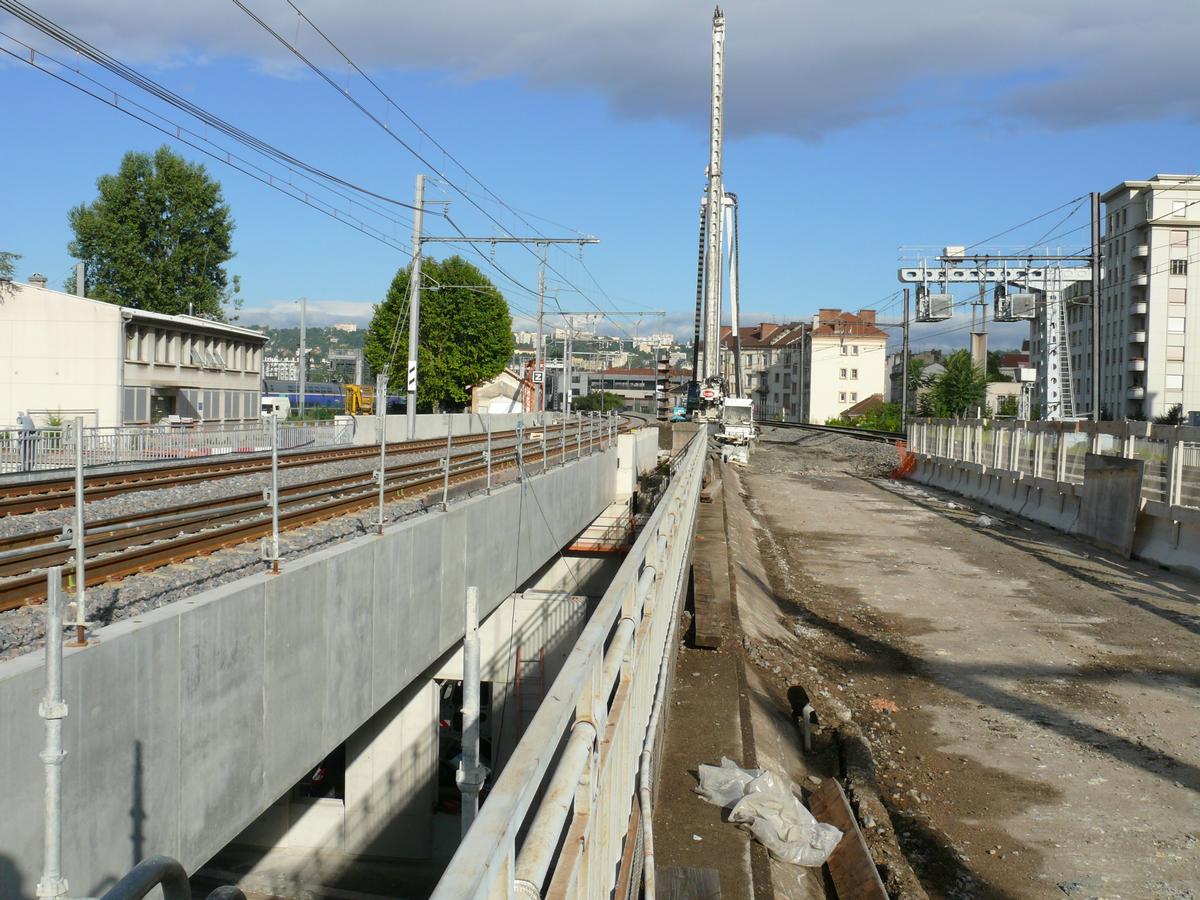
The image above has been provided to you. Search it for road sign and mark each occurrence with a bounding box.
[533,371,545,384]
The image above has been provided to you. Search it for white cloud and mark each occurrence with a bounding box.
[18,0,1200,139]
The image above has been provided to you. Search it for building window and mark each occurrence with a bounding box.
[1168,316,1186,333]
[1171,229,1188,247]
[839,368,847,378]
[1167,346,1185,361]
[851,345,859,355]
[1171,259,1188,275]
[840,346,848,355]
[850,392,857,401]
[838,392,847,402]
[773,372,780,383]
[1170,287,1187,305]
[1167,374,1184,391]
[1173,200,1187,218]
[851,368,858,379]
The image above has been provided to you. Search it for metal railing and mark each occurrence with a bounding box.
[431,429,705,900]
[909,418,1200,510]
[0,419,353,474]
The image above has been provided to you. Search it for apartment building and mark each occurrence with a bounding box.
[719,322,807,417]
[805,309,888,424]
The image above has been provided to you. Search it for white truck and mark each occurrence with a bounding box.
[716,397,755,463]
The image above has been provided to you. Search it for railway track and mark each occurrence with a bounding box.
[0,422,573,517]
[756,420,906,445]
[0,417,638,611]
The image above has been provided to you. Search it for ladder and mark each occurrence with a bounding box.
[1056,294,1076,419]
[514,646,545,739]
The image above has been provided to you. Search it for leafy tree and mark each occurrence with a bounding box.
[67,146,239,319]
[986,350,1013,383]
[1153,403,1184,425]
[575,391,624,412]
[364,255,514,411]
[996,394,1019,417]
[0,251,18,298]
[827,401,902,432]
[925,350,987,417]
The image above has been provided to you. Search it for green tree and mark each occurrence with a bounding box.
[996,394,1019,417]
[827,401,902,432]
[0,251,19,298]
[1153,403,1184,425]
[575,391,624,412]
[364,255,514,411]
[926,350,987,417]
[67,146,239,319]
[986,350,1013,382]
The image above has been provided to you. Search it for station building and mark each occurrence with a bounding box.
[0,277,268,427]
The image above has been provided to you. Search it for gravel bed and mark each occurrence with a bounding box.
[0,447,569,661]
[0,436,529,541]
[757,427,900,478]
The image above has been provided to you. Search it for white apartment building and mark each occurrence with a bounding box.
[1,279,267,427]
[1047,175,1200,420]
[719,311,887,423]
[804,309,888,424]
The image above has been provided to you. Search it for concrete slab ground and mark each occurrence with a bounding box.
[735,435,1200,899]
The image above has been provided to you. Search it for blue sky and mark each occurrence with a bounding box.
[3,0,1200,354]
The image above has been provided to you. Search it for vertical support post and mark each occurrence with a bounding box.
[442,429,452,511]
[375,374,388,535]
[1091,191,1102,422]
[38,567,69,900]
[298,296,307,421]
[70,417,87,647]
[458,586,486,835]
[1167,437,1183,507]
[535,243,547,418]
[406,174,426,441]
[561,416,567,467]
[901,288,910,431]
[269,414,281,572]
[485,420,493,495]
[576,411,582,460]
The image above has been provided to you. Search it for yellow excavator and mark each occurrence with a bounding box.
[343,384,377,415]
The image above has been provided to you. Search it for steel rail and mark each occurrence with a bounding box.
[0,423,572,516]
[757,420,906,444]
[0,432,539,558]
[0,418,638,611]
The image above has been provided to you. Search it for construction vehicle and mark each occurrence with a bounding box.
[343,384,377,415]
[715,397,755,463]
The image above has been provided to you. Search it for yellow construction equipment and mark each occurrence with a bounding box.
[343,384,376,415]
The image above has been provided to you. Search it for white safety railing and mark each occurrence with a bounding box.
[431,429,705,900]
[909,418,1200,511]
[0,419,354,474]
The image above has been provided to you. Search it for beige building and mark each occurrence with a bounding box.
[1,279,267,427]
[804,309,888,424]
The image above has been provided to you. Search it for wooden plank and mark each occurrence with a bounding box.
[808,778,887,900]
[691,556,723,649]
[658,866,722,900]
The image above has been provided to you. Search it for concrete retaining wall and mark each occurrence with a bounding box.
[908,457,1200,578]
[355,412,569,445]
[0,447,618,899]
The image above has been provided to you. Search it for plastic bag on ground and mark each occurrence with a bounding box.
[695,757,843,866]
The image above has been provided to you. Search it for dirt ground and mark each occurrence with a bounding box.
[736,429,1200,899]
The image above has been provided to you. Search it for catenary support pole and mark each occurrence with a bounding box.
[535,242,547,419]
[38,567,69,900]
[457,586,486,835]
[70,416,87,646]
[441,429,452,511]
[1091,191,1102,421]
[406,173,426,440]
[298,297,307,420]
[375,373,388,534]
[901,288,911,431]
[485,419,492,494]
[269,414,280,572]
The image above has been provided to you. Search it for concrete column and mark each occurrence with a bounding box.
[344,678,439,860]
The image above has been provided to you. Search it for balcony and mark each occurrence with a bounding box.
[1127,386,1145,400]
[1133,273,1149,286]
[1132,301,1148,315]
[1134,244,1149,258]
[1129,330,1147,343]
[1128,358,1146,372]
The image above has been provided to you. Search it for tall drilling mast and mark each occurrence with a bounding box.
[700,6,726,383]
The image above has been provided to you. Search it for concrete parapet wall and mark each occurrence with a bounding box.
[908,456,1200,579]
[354,412,564,445]
[0,447,617,898]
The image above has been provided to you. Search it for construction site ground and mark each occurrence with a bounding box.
[654,428,1199,899]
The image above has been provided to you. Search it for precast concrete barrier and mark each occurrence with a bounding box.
[906,418,1200,576]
